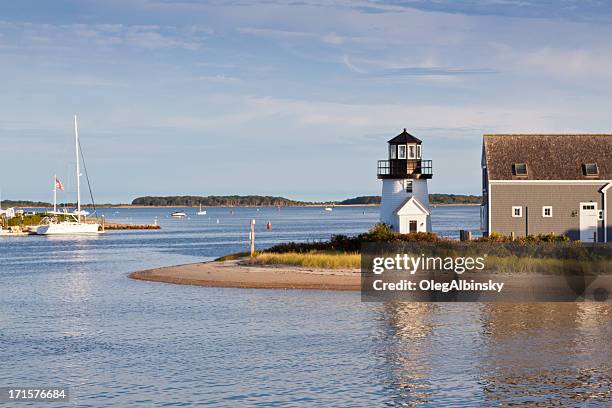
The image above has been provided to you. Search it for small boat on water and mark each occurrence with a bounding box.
[171,211,187,218]
[324,207,333,212]
[37,116,100,235]
[196,204,207,216]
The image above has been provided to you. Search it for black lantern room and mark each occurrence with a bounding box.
[377,129,433,179]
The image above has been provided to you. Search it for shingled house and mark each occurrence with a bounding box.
[481,134,612,242]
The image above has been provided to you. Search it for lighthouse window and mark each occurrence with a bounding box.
[390,145,396,159]
[408,145,416,159]
[417,145,421,159]
[398,145,406,159]
[405,180,413,193]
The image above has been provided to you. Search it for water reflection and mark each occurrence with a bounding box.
[375,303,612,406]
[378,303,436,405]
[480,303,612,406]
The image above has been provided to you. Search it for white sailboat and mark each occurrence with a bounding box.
[37,116,100,235]
[196,204,207,216]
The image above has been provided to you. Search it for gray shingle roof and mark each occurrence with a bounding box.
[483,134,612,180]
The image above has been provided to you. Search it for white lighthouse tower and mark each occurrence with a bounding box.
[377,129,433,233]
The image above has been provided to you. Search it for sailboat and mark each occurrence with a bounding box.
[37,116,100,235]
[196,204,207,216]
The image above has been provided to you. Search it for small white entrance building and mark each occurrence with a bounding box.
[377,129,433,233]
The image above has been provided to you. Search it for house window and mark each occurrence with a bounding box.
[416,145,421,159]
[405,180,413,193]
[512,206,522,217]
[513,163,528,176]
[398,145,406,159]
[583,163,599,176]
[408,145,416,159]
[390,145,396,159]
[542,206,553,218]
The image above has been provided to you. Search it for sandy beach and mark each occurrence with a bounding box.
[129,259,361,290]
[129,259,611,301]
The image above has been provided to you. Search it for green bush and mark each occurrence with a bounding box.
[266,223,440,253]
[478,231,570,243]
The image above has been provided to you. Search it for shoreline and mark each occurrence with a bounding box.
[8,203,479,209]
[128,259,612,297]
[129,259,361,291]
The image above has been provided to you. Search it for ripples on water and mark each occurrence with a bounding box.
[0,206,610,406]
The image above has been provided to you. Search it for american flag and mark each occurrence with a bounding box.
[55,178,64,191]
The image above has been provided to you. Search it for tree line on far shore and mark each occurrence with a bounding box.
[338,194,481,205]
[2,194,482,208]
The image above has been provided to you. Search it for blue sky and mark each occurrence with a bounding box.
[2,0,612,203]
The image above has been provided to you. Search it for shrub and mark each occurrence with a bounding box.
[477,231,570,243]
[266,223,440,254]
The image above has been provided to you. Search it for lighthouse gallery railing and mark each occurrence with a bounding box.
[377,159,433,177]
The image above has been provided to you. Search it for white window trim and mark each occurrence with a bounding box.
[512,206,522,218]
[405,180,413,193]
[398,145,406,159]
[542,206,553,218]
[408,145,416,159]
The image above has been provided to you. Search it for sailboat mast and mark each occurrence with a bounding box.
[74,115,81,222]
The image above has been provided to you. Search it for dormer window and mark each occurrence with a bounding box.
[513,163,528,177]
[398,145,406,159]
[583,163,599,177]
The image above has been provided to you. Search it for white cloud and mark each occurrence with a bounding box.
[516,47,612,79]
[197,74,241,83]
[342,54,367,73]
[0,21,212,51]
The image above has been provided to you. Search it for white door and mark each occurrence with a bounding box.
[580,202,598,242]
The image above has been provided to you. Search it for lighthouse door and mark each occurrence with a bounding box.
[409,220,417,233]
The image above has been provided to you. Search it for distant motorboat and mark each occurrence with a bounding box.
[171,211,187,218]
[324,207,333,212]
[196,204,207,216]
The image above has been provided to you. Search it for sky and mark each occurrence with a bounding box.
[2,0,612,203]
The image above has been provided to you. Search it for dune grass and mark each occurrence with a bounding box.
[484,255,612,275]
[246,251,360,269]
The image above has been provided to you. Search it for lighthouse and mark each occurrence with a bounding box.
[377,129,433,233]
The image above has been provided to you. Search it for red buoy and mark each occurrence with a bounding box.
[266,221,272,230]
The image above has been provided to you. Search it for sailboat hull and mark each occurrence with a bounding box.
[36,222,100,235]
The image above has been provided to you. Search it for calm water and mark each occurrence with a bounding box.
[1,206,610,407]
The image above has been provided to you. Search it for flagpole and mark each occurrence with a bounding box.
[53,174,57,213]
